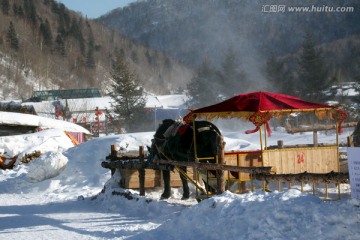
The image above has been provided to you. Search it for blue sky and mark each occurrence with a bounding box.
[57,0,136,19]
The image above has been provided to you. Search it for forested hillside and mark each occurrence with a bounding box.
[1,0,360,108]
[0,0,192,100]
[99,0,360,104]
[100,0,360,66]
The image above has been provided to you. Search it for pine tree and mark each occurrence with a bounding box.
[57,16,66,37]
[86,28,95,68]
[86,48,95,69]
[108,53,146,132]
[50,0,58,13]
[68,17,85,55]
[297,32,329,102]
[218,48,247,99]
[55,34,65,56]
[1,0,10,15]
[54,3,70,34]
[266,54,295,95]
[186,58,220,108]
[40,19,53,47]
[6,21,19,51]
[13,3,24,16]
[23,0,37,24]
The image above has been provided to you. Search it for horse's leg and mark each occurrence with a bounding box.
[161,170,171,199]
[264,180,272,192]
[179,166,189,200]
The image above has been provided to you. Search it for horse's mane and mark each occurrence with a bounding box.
[154,119,176,140]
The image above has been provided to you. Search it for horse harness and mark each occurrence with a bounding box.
[153,122,220,162]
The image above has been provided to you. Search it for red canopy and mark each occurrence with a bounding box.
[183,91,347,135]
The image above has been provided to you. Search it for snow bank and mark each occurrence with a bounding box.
[27,151,68,182]
[128,190,360,240]
[0,129,74,157]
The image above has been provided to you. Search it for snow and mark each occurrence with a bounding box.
[146,94,188,108]
[0,111,90,134]
[27,151,68,182]
[0,113,359,239]
[20,94,188,123]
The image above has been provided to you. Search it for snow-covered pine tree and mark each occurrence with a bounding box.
[109,52,146,132]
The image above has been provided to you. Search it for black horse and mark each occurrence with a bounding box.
[148,119,222,200]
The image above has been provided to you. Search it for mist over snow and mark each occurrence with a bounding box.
[99,0,360,98]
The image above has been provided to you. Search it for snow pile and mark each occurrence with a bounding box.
[0,129,74,157]
[27,151,68,182]
[93,177,360,240]
[147,190,360,240]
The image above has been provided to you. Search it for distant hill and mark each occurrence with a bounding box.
[99,0,360,84]
[0,0,192,100]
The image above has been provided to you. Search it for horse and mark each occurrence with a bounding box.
[148,119,222,200]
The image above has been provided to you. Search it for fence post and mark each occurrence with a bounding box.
[216,135,225,194]
[110,144,118,176]
[139,146,145,196]
[313,130,318,147]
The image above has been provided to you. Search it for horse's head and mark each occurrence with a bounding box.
[148,119,176,162]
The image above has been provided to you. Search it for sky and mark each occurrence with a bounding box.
[57,0,137,19]
[0,107,359,239]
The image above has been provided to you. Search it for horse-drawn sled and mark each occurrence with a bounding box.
[102,91,349,201]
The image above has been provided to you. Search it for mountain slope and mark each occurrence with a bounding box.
[99,0,360,83]
[0,0,192,100]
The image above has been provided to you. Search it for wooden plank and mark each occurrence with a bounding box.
[120,169,161,189]
[285,122,357,134]
[224,151,262,180]
[119,167,191,189]
[153,159,271,174]
[263,146,338,174]
[255,171,349,184]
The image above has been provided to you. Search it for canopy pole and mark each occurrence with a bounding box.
[191,114,199,198]
[259,125,267,191]
[263,124,268,150]
[259,126,263,152]
[259,126,264,170]
[336,123,340,172]
[192,116,198,161]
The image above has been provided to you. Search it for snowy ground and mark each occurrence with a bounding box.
[0,126,360,240]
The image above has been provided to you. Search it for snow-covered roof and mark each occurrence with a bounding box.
[0,111,90,134]
[19,95,189,123]
[325,82,359,97]
[22,95,188,112]
[145,94,188,108]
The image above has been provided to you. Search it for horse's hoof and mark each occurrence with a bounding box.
[181,196,189,200]
[160,194,170,200]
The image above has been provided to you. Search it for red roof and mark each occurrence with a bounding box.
[184,91,347,135]
[188,91,332,113]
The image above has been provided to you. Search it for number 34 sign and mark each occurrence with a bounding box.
[296,152,305,164]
